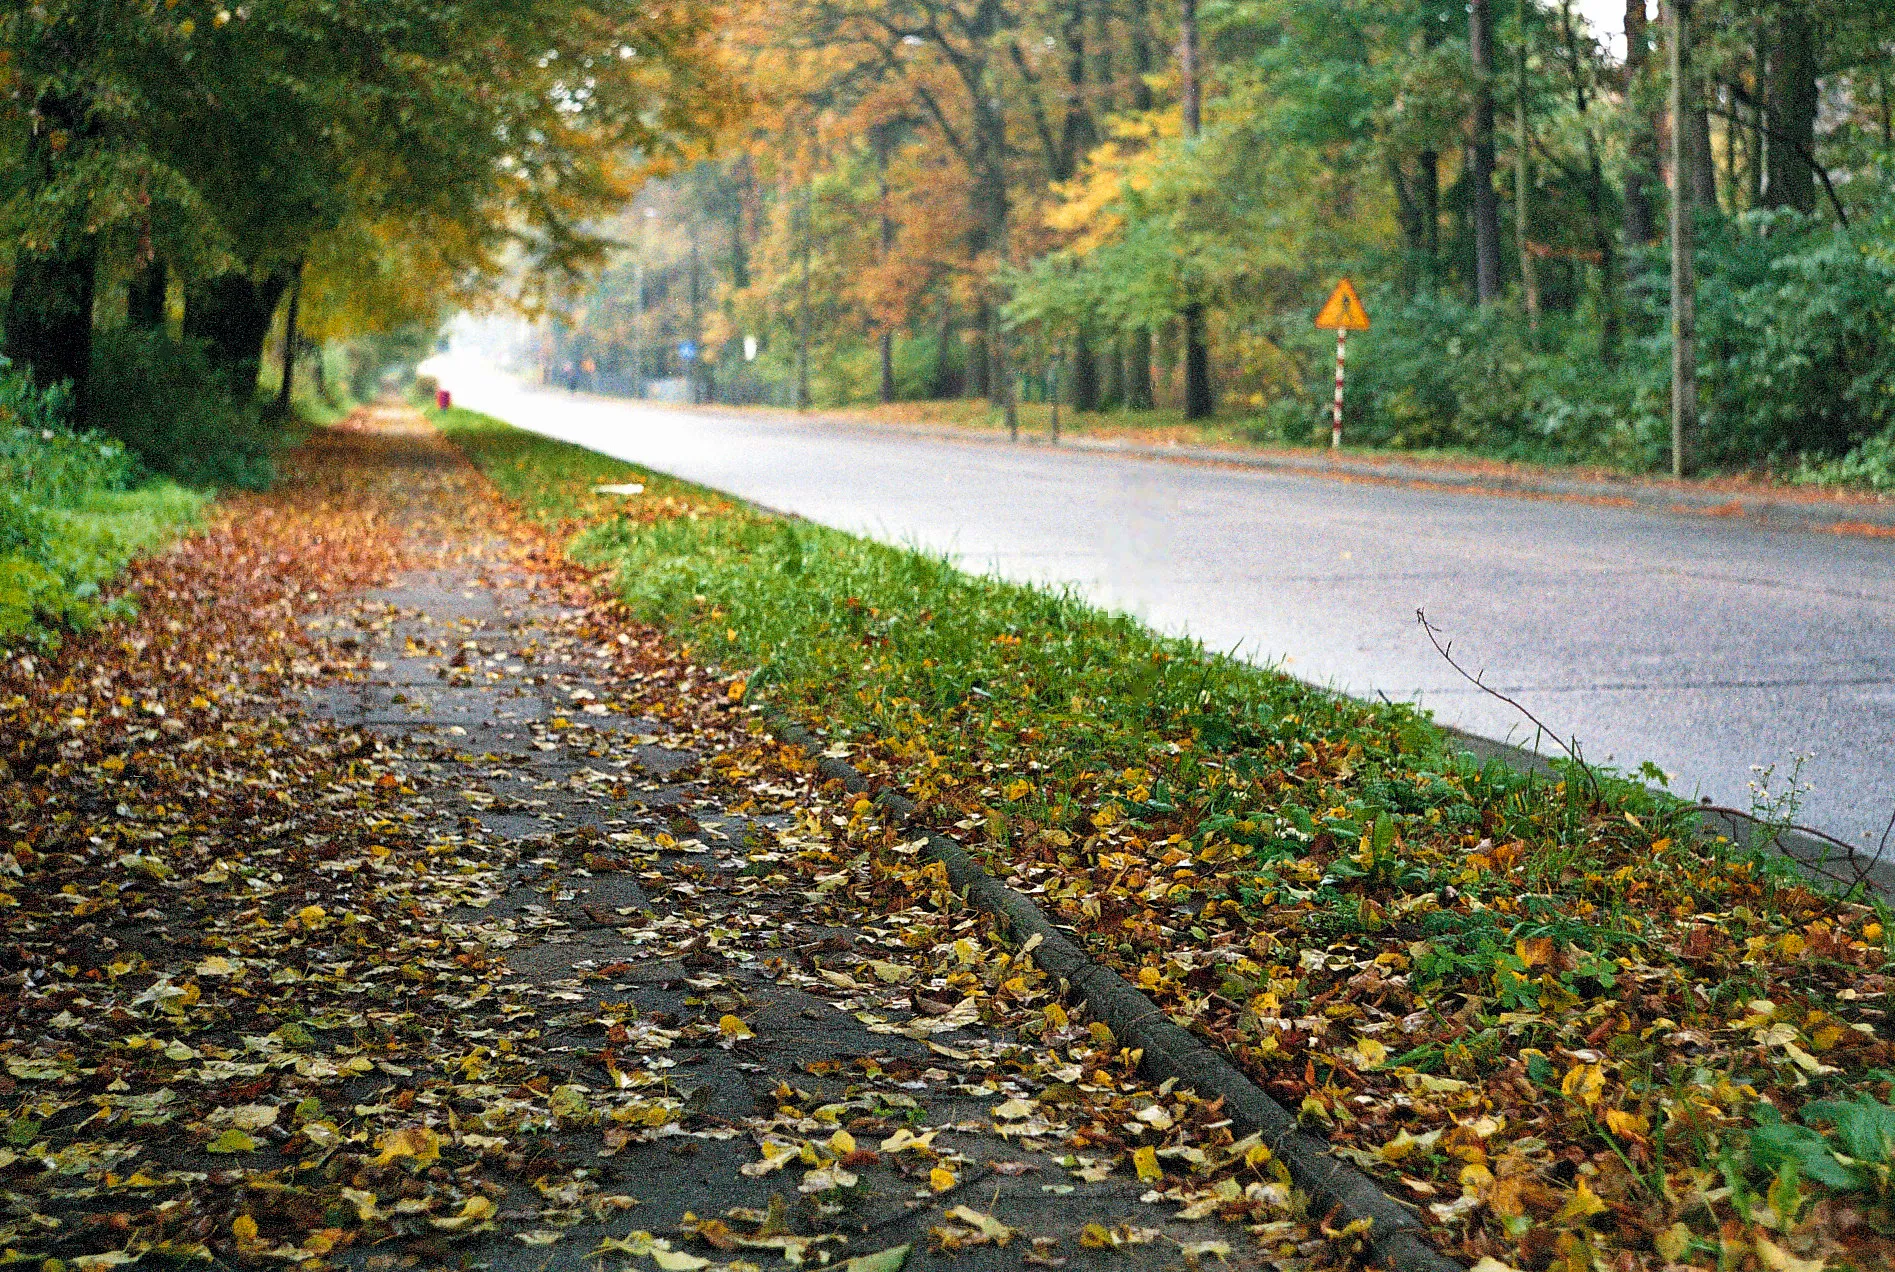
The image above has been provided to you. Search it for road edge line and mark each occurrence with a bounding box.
[758,706,1465,1272]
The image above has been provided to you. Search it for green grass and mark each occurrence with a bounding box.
[0,482,207,649]
[440,405,1895,1265]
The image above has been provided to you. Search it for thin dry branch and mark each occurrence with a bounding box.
[1415,609,1603,801]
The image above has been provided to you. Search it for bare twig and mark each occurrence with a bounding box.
[1415,616,1890,894]
[1691,802,1878,891]
[1416,609,1603,801]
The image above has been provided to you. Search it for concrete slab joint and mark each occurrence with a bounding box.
[760,707,1466,1272]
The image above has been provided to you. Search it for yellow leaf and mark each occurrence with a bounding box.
[1554,1177,1607,1223]
[1604,1108,1649,1139]
[1132,1145,1161,1183]
[828,1129,856,1156]
[929,1165,957,1192]
[232,1215,258,1243]
[718,1014,754,1040]
[1753,1236,1825,1272]
[651,1250,712,1271]
[1653,1224,1693,1262]
[1560,1062,1605,1107]
[372,1125,442,1167]
[429,1194,496,1232]
[1353,1037,1388,1069]
[302,1229,343,1255]
[1079,1222,1115,1248]
[944,1205,1013,1245]
[1043,1002,1068,1028]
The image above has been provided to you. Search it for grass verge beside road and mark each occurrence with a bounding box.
[442,404,1895,1271]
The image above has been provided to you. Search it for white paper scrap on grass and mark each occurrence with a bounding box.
[593,483,645,495]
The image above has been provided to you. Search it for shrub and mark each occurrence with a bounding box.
[0,357,205,649]
[1797,426,1895,491]
[86,328,280,490]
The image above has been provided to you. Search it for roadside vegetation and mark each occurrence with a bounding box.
[444,406,1895,1271]
[0,361,206,648]
[541,1,1895,486]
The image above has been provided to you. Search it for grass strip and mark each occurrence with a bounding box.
[441,404,1895,1269]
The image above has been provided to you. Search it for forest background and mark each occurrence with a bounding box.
[4,0,1895,519]
[548,0,1895,485]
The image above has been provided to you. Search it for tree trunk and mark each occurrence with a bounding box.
[795,185,812,410]
[1621,0,1658,251]
[1178,0,1212,419]
[1126,328,1155,410]
[1468,0,1502,304]
[1689,93,1718,214]
[1669,0,1697,476]
[4,249,97,409]
[1182,303,1213,419]
[274,275,301,417]
[183,272,290,398]
[1103,337,1124,409]
[312,340,331,404]
[932,307,957,399]
[1129,0,1155,112]
[127,258,168,330]
[1560,0,1617,366]
[875,126,897,405]
[1763,11,1818,213]
[970,308,991,400]
[1071,328,1100,412]
[1178,0,1202,136]
[1516,35,1539,333]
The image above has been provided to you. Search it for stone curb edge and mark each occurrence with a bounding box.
[756,706,1464,1272]
[1441,726,1895,897]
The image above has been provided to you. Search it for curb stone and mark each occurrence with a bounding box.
[758,707,1465,1272]
[1441,726,1895,897]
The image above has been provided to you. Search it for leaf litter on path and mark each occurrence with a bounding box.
[0,408,1373,1271]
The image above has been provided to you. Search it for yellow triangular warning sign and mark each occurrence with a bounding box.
[1314,278,1371,330]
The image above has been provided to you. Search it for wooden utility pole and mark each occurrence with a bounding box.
[1669,0,1697,477]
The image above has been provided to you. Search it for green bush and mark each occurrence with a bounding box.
[86,328,280,490]
[0,357,206,649]
[1798,426,1895,490]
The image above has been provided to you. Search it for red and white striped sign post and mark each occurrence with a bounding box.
[1314,278,1370,450]
[1331,328,1347,449]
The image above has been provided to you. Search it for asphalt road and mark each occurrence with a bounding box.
[435,360,1895,852]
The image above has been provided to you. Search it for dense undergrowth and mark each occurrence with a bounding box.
[0,360,206,649]
[442,405,1895,1271]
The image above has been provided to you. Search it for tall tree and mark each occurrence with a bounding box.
[1468,0,1503,303]
[1763,7,1819,213]
[1622,0,1658,252]
[1669,0,1697,475]
[1178,0,1213,419]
